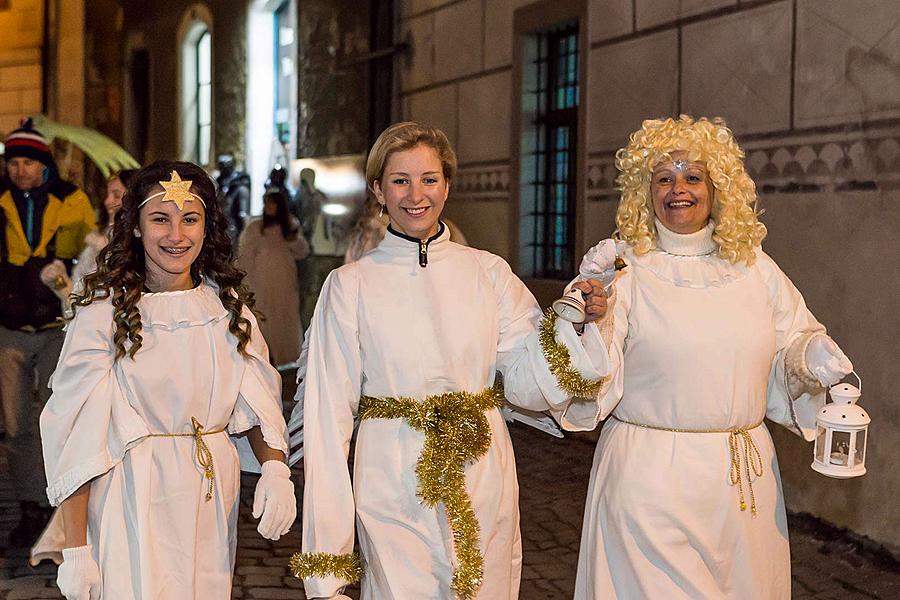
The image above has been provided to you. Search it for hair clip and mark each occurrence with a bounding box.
[138,170,206,210]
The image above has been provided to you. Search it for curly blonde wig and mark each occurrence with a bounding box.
[614,115,766,265]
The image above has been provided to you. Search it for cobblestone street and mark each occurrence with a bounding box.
[2,419,899,599]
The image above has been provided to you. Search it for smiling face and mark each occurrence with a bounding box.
[650,152,714,234]
[137,190,205,292]
[372,144,449,239]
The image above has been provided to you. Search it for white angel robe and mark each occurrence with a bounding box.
[300,224,602,599]
[40,283,288,599]
[561,222,832,600]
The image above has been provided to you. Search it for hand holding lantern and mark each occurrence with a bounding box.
[812,372,869,479]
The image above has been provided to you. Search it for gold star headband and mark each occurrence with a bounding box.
[138,170,207,210]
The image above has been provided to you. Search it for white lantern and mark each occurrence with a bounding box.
[812,372,869,479]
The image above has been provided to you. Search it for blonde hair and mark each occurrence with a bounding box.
[614,115,766,265]
[365,121,458,192]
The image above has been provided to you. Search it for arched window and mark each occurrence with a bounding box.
[178,5,213,166]
[196,30,212,165]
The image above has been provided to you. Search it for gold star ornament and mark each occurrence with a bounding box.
[139,170,206,210]
[158,170,196,210]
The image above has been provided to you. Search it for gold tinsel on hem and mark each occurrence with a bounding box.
[539,308,603,398]
[358,384,505,600]
[288,551,363,583]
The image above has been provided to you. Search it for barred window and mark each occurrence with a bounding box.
[520,23,579,279]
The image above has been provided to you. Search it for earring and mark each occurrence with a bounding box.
[133,228,141,238]
[378,203,385,219]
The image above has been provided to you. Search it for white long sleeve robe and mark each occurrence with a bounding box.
[562,233,832,600]
[40,283,288,599]
[299,225,603,599]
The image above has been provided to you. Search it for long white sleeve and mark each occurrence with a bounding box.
[228,308,289,472]
[758,252,831,440]
[40,301,149,506]
[296,267,362,598]
[489,256,606,412]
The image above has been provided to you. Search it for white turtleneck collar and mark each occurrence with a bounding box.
[654,218,717,256]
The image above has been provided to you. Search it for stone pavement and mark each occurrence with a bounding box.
[2,421,899,599]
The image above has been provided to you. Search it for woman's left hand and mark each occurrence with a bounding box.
[571,279,608,323]
[252,460,296,540]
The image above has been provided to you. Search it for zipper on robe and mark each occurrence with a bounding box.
[387,222,445,268]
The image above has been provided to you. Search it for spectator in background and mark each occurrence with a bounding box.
[237,188,310,366]
[296,167,324,245]
[39,169,137,309]
[215,153,251,244]
[0,118,96,546]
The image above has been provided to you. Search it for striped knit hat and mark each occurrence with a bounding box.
[4,118,53,166]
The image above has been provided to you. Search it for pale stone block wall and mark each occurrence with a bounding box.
[396,0,900,553]
[0,0,44,135]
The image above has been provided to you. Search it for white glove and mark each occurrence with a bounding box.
[39,259,73,300]
[805,334,853,387]
[57,544,101,600]
[252,460,296,540]
[579,239,627,284]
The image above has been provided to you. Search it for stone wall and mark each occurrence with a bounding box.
[398,0,900,553]
[119,0,248,165]
[296,0,371,157]
[0,0,44,136]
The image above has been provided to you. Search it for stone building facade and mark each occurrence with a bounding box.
[397,0,900,555]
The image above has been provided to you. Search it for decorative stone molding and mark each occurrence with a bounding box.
[586,122,900,200]
[453,163,510,201]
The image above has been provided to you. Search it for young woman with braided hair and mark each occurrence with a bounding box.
[40,161,295,599]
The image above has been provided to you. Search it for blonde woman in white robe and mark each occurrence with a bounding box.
[563,116,853,599]
[40,161,296,600]
[292,122,608,600]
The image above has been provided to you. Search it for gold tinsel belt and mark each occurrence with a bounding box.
[610,415,765,516]
[358,383,506,600]
[146,416,226,501]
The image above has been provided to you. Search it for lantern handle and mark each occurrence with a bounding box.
[851,370,861,394]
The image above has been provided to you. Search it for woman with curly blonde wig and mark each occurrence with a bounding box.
[39,161,295,599]
[556,116,855,599]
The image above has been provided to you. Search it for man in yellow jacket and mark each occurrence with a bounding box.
[0,118,95,546]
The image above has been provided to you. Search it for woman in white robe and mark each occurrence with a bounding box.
[237,189,310,365]
[292,122,607,600]
[562,116,854,599]
[40,161,296,600]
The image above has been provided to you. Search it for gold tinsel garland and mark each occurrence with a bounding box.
[539,308,603,398]
[288,551,363,583]
[358,384,505,600]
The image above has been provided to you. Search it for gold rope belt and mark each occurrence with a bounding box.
[358,383,505,600]
[147,416,226,501]
[611,415,765,516]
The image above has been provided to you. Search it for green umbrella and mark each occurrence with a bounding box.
[30,114,140,178]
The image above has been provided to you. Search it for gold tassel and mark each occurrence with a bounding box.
[539,308,603,398]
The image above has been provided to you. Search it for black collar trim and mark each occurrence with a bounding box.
[387,221,445,268]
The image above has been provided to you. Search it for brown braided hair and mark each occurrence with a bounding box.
[71,160,257,360]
